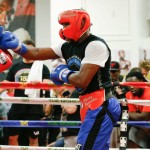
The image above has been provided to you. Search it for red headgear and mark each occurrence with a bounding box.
[58,9,91,41]
[0,49,13,72]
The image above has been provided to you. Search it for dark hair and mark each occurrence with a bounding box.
[29,0,35,4]
[130,67,142,73]
[5,0,15,6]
[126,71,147,82]
[23,39,35,47]
[139,59,150,71]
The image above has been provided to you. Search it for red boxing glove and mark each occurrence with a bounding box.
[0,49,13,72]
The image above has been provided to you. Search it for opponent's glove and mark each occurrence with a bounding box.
[0,26,27,55]
[0,49,13,72]
[50,64,75,85]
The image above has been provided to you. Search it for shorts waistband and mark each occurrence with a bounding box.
[79,89,105,110]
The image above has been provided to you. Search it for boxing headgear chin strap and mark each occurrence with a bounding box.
[58,9,91,41]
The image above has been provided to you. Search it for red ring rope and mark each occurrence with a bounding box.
[0,82,149,89]
[0,82,75,90]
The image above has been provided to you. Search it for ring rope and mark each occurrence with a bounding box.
[118,82,150,88]
[0,81,150,89]
[124,100,150,106]
[0,145,148,150]
[0,145,75,150]
[0,120,81,128]
[0,82,75,90]
[0,120,150,128]
[0,82,149,150]
[0,97,80,105]
[0,97,150,106]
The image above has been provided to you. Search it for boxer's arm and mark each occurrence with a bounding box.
[0,26,60,60]
[68,63,99,88]
[21,46,60,60]
[50,63,98,88]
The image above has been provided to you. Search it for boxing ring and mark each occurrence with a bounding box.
[0,81,150,150]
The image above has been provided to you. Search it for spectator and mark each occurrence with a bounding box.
[47,90,80,148]
[0,39,50,146]
[0,72,6,81]
[0,103,7,144]
[110,61,124,82]
[110,61,128,99]
[61,90,80,147]
[139,59,150,82]
[0,88,14,145]
[126,71,150,148]
[110,61,128,148]
[40,88,63,146]
[39,58,66,146]
[129,67,142,73]
[0,73,14,145]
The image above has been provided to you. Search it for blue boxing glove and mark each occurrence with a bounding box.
[50,64,75,85]
[0,26,27,55]
[0,26,4,38]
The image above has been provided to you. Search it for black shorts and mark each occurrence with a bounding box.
[7,112,42,139]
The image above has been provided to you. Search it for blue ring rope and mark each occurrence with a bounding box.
[0,120,150,128]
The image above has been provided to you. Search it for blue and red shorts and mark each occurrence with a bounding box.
[77,91,121,150]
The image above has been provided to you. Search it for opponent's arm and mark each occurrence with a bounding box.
[129,112,150,121]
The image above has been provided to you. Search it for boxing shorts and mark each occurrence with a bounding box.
[79,89,105,122]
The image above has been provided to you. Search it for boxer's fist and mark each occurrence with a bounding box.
[50,64,74,85]
[0,26,20,50]
[0,49,13,72]
[0,26,27,55]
